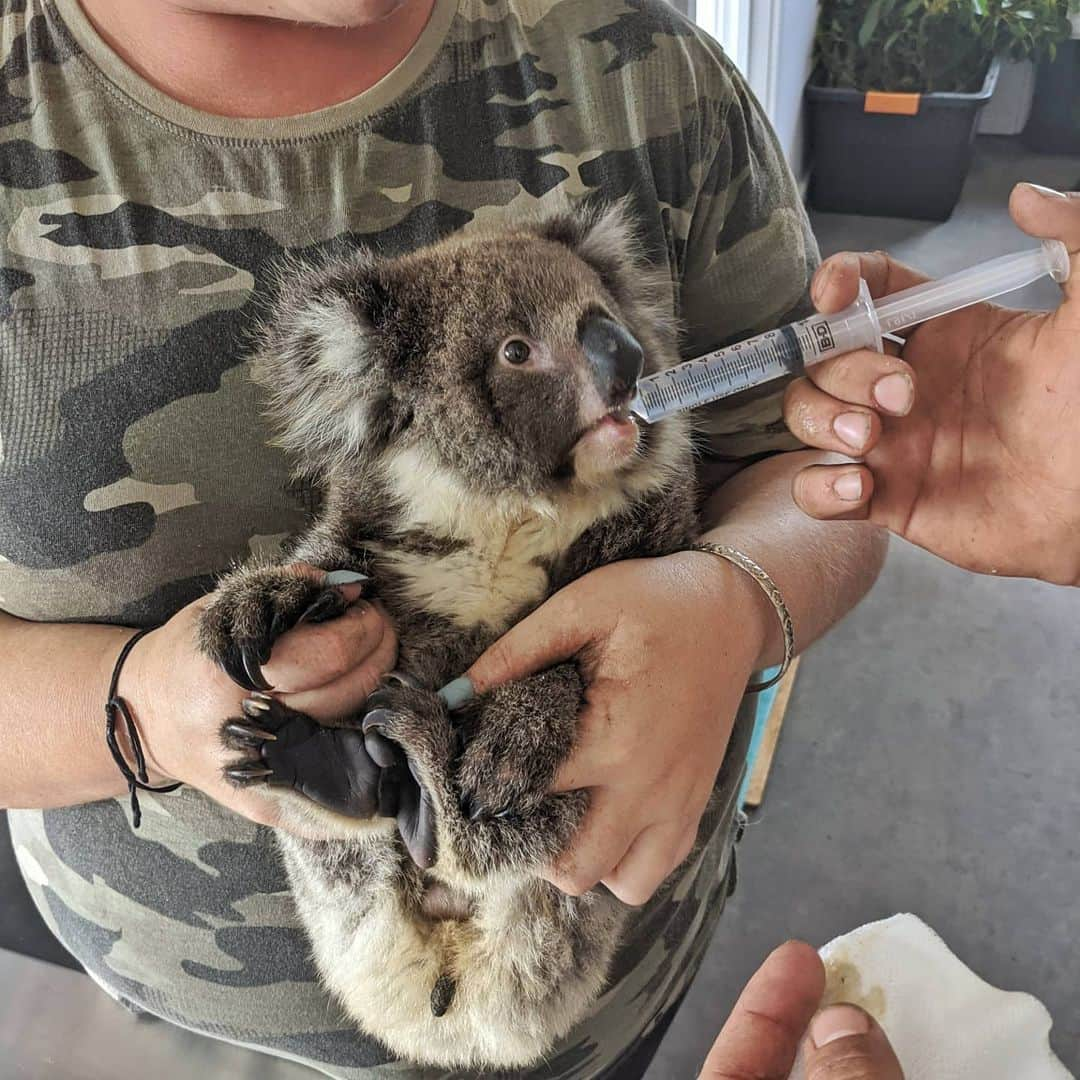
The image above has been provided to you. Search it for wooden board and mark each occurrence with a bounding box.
[743,656,801,809]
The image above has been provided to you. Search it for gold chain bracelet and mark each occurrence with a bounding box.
[688,542,795,694]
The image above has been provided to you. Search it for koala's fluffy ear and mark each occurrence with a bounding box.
[251,251,395,475]
[530,201,671,329]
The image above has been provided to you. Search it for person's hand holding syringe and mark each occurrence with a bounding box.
[663,182,1080,586]
[631,215,1069,424]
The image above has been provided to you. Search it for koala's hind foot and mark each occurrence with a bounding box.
[199,564,369,692]
[220,694,395,821]
[362,668,588,879]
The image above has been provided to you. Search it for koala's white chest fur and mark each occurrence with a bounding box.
[375,446,634,630]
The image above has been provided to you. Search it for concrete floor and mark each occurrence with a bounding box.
[647,138,1080,1078]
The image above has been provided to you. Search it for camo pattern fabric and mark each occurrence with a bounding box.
[1,0,817,1075]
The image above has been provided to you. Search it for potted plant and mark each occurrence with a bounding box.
[1024,9,1080,153]
[807,0,1077,221]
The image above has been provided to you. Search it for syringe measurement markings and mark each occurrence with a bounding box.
[637,329,809,417]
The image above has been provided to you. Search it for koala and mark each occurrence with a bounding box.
[198,204,706,1069]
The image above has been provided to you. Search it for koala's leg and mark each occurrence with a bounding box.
[353,670,626,1068]
[361,665,588,880]
[199,561,370,692]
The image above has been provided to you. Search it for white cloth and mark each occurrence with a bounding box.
[789,914,1073,1080]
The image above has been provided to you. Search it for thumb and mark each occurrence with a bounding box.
[1009,182,1080,303]
[803,1004,904,1080]
[464,589,589,694]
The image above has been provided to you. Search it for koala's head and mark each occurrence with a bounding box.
[254,204,681,498]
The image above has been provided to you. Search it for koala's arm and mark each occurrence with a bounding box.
[548,483,698,593]
[198,517,374,693]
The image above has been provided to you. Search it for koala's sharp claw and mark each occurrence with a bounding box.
[458,793,485,822]
[361,707,395,735]
[218,652,261,694]
[251,691,273,703]
[430,974,456,1018]
[298,590,343,625]
[224,722,277,744]
[226,763,275,783]
[241,697,272,718]
[384,670,421,690]
[363,689,396,713]
[240,646,273,693]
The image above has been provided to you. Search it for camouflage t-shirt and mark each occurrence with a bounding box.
[0,0,817,1076]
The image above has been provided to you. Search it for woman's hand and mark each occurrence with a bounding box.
[124,564,397,832]
[465,552,769,905]
[783,182,1080,586]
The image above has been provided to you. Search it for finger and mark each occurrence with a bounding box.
[465,589,590,694]
[785,382,881,457]
[789,348,916,420]
[550,724,615,793]
[1009,182,1080,303]
[803,1004,904,1080]
[263,600,394,693]
[541,789,636,896]
[792,464,875,521]
[698,940,825,1080]
[812,250,929,314]
[601,820,694,906]
[281,616,398,720]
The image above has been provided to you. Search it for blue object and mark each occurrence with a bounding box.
[738,667,783,808]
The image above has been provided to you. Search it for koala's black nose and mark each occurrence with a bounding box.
[580,316,644,400]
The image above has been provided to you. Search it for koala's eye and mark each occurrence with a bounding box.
[502,339,531,365]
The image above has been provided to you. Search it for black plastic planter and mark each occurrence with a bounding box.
[1024,40,1080,155]
[806,60,999,221]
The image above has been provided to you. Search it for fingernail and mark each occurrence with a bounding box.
[810,1004,871,1048]
[833,471,863,502]
[873,372,914,415]
[1021,182,1067,200]
[436,676,475,711]
[833,412,870,451]
[324,570,369,585]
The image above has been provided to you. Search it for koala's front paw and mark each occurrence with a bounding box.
[200,566,367,692]
[361,683,457,871]
[454,664,582,825]
[221,694,393,819]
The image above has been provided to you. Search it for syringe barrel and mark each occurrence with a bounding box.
[873,239,1069,335]
[628,281,881,423]
[792,278,883,370]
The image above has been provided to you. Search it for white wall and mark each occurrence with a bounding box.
[772,0,818,185]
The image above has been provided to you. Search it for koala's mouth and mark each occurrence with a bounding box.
[569,399,641,480]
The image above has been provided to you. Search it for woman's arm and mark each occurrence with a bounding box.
[0,610,137,807]
[465,450,886,904]
[692,449,889,670]
[0,569,396,828]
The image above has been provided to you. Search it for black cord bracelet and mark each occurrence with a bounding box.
[105,627,182,828]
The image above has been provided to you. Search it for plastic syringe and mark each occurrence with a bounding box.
[630,239,1071,424]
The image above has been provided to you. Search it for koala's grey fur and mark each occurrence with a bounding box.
[199,204,707,1069]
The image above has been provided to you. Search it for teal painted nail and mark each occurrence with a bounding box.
[437,676,476,711]
[324,570,369,586]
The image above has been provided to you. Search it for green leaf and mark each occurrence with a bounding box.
[859,0,889,45]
